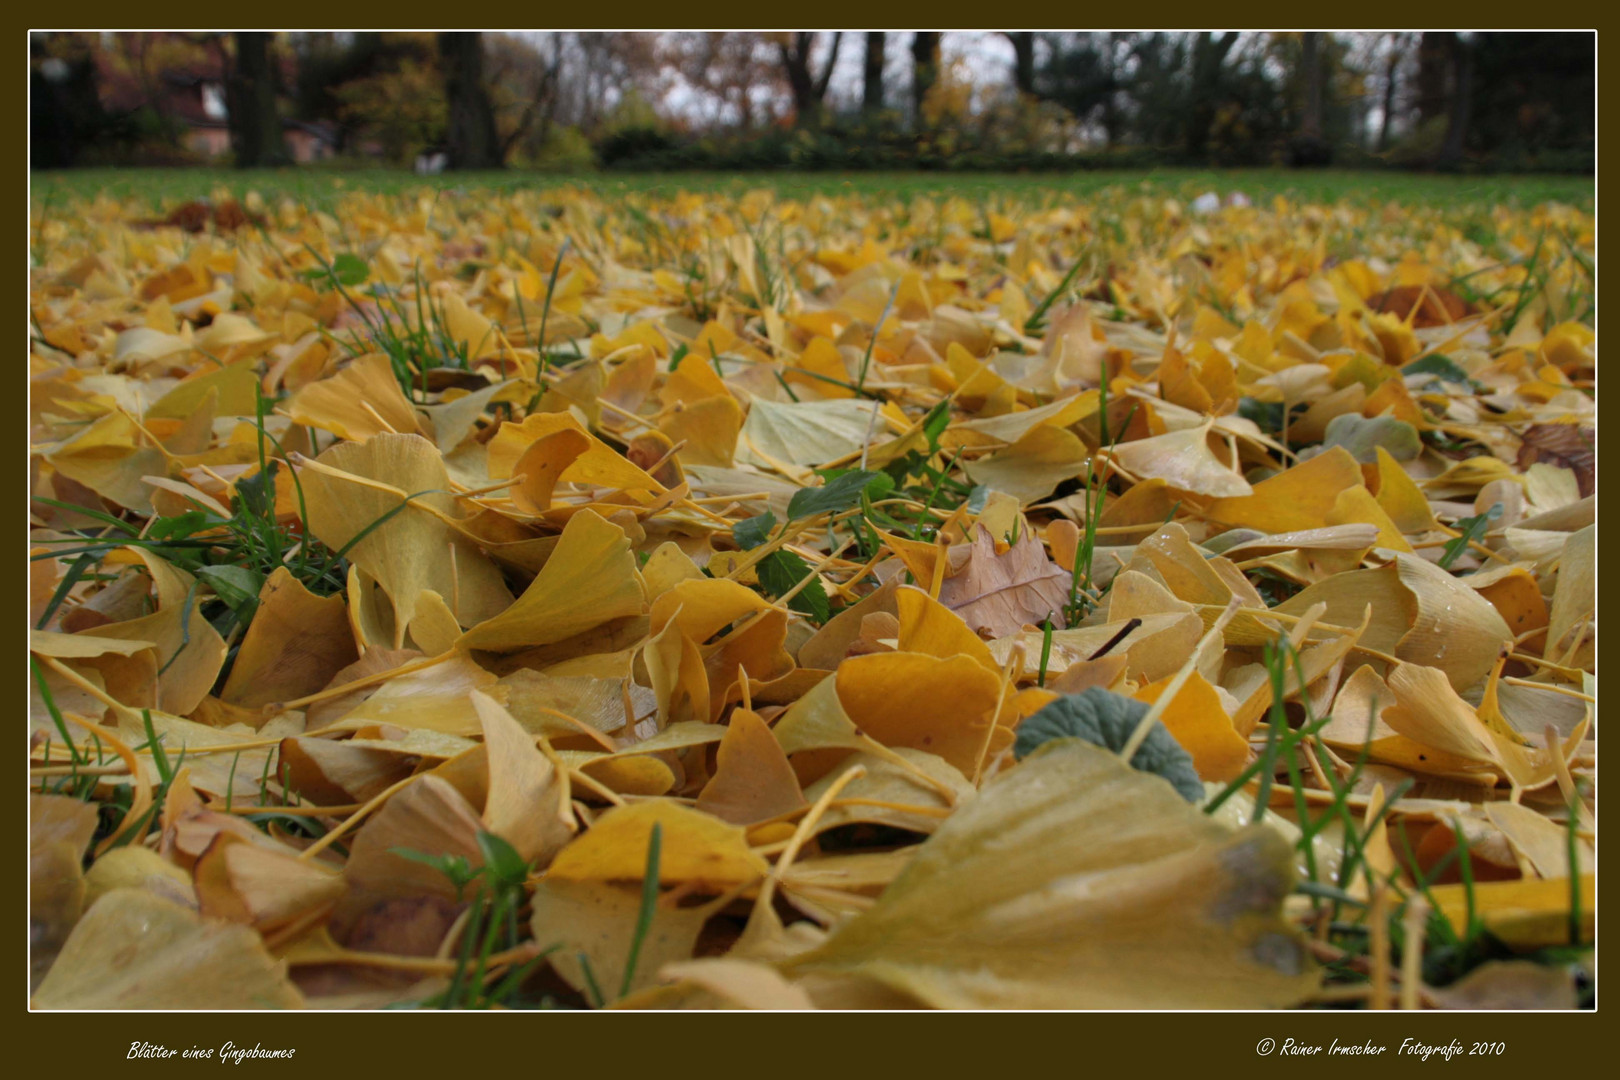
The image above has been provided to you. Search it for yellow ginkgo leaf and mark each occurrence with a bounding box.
[1110,420,1252,498]
[34,888,304,1009]
[472,692,575,866]
[219,567,357,710]
[299,432,512,645]
[894,586,998,672]
[458,508,646,654]
[834,651,1003,777]
[695,707,807,825]
[531,877,722,1002]
[779,739,1318,1009]
[286,352,424,443]
[1206,446,1363,533]
[962,425,1088,505]
[547,800,769,890]
[193,831,345,937]
[1134,671,1247,782]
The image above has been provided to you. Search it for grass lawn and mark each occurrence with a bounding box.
[28,150,1594,1013]
[30,165,1594,213]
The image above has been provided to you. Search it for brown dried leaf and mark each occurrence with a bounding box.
[938,524,1073,639]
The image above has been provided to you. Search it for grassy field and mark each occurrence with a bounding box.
[29,154,1594,1012]
[30,166,1594,212]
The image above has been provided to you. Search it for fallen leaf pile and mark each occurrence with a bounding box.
[29,181,1594,1010]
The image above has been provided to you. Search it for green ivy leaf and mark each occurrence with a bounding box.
[330,253,370,287]
[1013,687,1204,802]
[787,469,890,520]
[756,549,830,624]
[1403,353,1479,389]
[732,511,776,551]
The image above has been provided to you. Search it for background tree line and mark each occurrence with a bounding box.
[31,31,1593,173]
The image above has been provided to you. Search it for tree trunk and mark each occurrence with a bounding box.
[228,32,287,168]
[1101,34,1122,147]
[911,31,941,128]
[1184,31,1237,160]
[863,32,886,114]
[1436,33,1474,170]
[1415,32,1450,126]
[1300,32,1323,139]
[1005,32,1035,96]
[779,32,842,126]
[1289,31,1331,166]
[1378,34,1400,151]
[440,32,502,169]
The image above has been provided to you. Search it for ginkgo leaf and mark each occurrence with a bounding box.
[29,163,1596,1016]
[799,748,972,836]
[329,653,501,737]
[332,774,486,943]
[458,508,646,653]
[531,878,722,1002]
[219,567,357,710]
[42,409,170,512]
[1108,421,1253,498]
[299,432,512,644]
[695,708,807,825]
[193,831,346,936]
[735,398,893,468]
[779,739,1318,1008]
[549,800,769,890]
[30,795,98,988]
[34,888,304,1009]
[146,357,261,421]
[836,651,1004,777]
[288,353,425,443]
[471,692,575,866]
[1545,524,1594,666]
[962,425,1088,505]
[1206,446,1364,533]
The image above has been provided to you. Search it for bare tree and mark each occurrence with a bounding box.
[1300,32,1323,140]
[487,34,563,160]
[1415,32,1450,127]
[228,32,287,167]
[911,31,941,127]
[1183,31,1239,159]
[863,32,886,114]
[439,32,501,168]
[663,33,781,130]
[1003,32,1035,96]
[777,32,842,125]
[1377,33,1406,151]
[1436,32,1474,169]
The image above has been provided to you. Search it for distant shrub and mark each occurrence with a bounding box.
[526,126,597,172]
[595,121,1177,174]
[596,125,676,168]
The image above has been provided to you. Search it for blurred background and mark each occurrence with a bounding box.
[29,31,1594,175]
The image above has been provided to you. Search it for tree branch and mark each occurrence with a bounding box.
[813,31,844,99]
